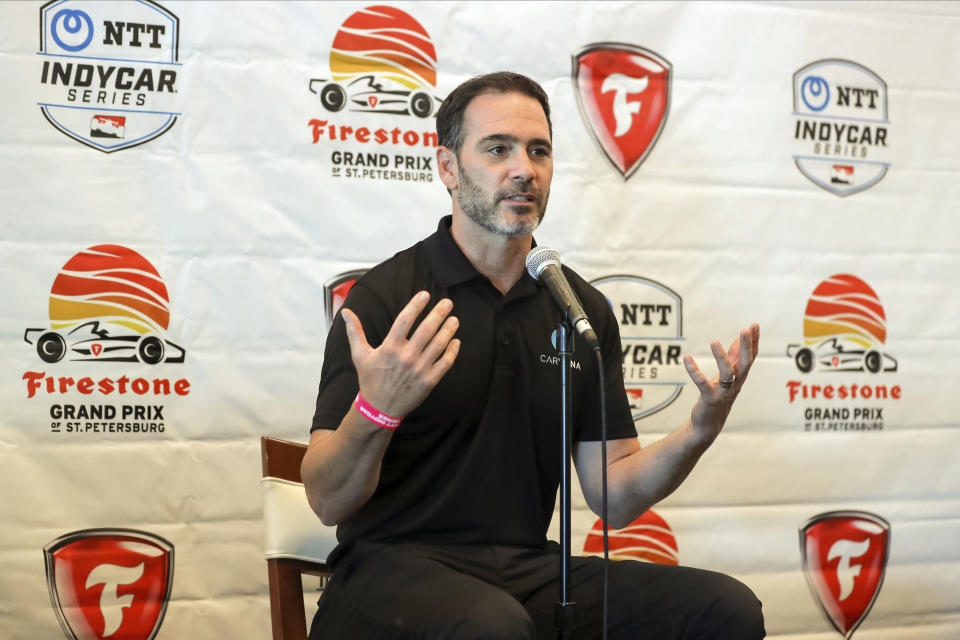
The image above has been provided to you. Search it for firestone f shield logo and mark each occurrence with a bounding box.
[44,529,174,640]
[324,269,368,329]
[573,43,671,179]
[801,512,890,638]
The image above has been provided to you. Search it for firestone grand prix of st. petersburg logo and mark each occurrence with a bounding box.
[800,512,890,639]
[37,0,181,152]
[21,245,189,435]
[583,510,679,565]
[785,274,900,431]
[590,275,685,420]
[44,528,174,640]
[307,5,440,183]
[573,43,671,179]
[792,59,890,196]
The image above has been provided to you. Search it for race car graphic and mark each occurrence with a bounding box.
[309,75,440,118]
[788,274,897,374]
[786,337,897,374]
[90,115,126,139]
[24,321,185,365]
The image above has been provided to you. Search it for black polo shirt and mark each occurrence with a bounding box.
[312,216,635,557]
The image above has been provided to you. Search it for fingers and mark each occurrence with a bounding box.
[683,354,713,395]
[341,308,372,367]
[710,340,735,381]
[732,324,760,382]
[384,291,432,345]
[691,323,761,393]
[428,337,461,382]
[420,314,460,365]
[407,297,455,352]
[737,326,753,373]
[368,289,460,377]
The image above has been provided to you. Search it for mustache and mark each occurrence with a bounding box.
[496,181,541,200]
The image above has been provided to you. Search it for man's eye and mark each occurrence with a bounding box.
[489,145,506,155]
[531,147,551,157]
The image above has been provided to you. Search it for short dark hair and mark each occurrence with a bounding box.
[436,72,552,155]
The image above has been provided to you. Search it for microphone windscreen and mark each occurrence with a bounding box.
[525,246,561,280]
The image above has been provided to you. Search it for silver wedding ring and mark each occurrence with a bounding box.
[718,375,735,389]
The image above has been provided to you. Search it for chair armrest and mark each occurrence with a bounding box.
[261,477,338,563]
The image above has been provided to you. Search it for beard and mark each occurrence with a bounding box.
[457,166,549,238]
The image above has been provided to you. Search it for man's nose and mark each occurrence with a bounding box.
[509,152,535,182]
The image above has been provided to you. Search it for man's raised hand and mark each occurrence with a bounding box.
[341,291,461,421]
[682,323,760,446]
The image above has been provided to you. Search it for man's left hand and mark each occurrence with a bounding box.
[682,323,760,448]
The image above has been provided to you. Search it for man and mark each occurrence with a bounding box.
[302,72,764,639]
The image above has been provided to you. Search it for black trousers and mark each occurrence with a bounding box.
[308,540,764,640]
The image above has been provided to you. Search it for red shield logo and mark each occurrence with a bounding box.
[800,512,890,638]
[44,529,174,640]
[91,344,102,356]
[572,43,672,178]
[323,269,369,328]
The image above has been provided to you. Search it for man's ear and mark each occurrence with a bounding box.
[436,146,459,191]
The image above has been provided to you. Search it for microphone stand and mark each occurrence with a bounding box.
[554,321,576,639]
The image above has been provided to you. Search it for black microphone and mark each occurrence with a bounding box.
[525,247,600,351]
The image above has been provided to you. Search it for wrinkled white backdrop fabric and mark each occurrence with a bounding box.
[1,2,958,638]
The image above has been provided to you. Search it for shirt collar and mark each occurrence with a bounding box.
[423,215,480,288]
[423,216,540,297]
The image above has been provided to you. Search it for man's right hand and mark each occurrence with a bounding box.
[302,291,460,525]
[342,290,461,421]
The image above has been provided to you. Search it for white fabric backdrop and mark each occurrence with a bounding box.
[1,1,958,638]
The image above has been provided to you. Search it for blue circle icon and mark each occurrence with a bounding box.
[801,76,830,112]
[51,9,94,52]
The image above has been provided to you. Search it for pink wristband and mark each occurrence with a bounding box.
[353,393,402,430]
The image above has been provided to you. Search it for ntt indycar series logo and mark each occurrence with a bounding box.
[792,59,890,196]
[785,274,900,432]
[21,245,189,435]
[307,5,440,183]
[590,276,685,420]
[37,0,181,152]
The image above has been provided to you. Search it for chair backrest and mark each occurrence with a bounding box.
[261,436,338,640]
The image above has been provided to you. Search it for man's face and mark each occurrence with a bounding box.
[454,91,553,237]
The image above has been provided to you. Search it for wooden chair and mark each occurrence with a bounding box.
[261,436,338,640]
